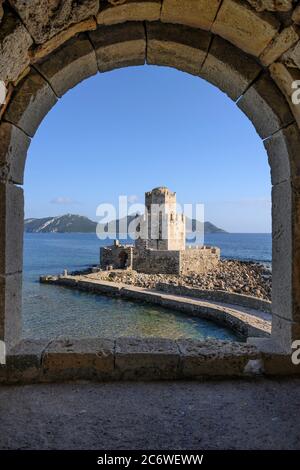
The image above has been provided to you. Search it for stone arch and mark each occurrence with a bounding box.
[0,1,300,357]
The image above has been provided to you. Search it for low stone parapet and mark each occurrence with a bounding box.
[155,282,272,313]
[1,336,300,385]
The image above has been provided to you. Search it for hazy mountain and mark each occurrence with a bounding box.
[24,214,227,234]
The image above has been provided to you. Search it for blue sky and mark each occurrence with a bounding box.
[24,65,271,233]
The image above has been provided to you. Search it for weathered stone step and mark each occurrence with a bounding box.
[2,334,299,385]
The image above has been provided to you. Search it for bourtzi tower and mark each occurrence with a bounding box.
[100,187,220,275]
[142,187,185,251]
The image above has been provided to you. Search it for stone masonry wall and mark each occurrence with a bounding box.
[180,247,221,275]
[133,248,181,275]
[100,243,134,269]
[132,246,220,275]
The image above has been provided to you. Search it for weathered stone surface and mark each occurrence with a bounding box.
[266,129,291,185]
[248,336,283,352]
[263,352,300,374]
[30,17,97,63]
[89,22,146,72]
[281,40,300,69]
[272,314,300,352]
[271,181,293,325]
[98,0,161,25]
[180,247,220,275]
[35,35,97,97]
[291,189,300,327]
[0,122,30,184]
[9,0,100,44]
[264,123,300,186]
[4,69,57,137]
[146,22,211,76]
[42,338,115,381]
[0,183,24,275]
[249,337,300,375]
[0,82,12,123]
[134,248,182,274]
[6,339,49,383]
[292,4,300,24]
[0,273,22,347]
[238,73,294,139]
[247,0,293,12]
[13,66,30,87]
[212,0,279,57]
[0,184,22,346]
[260,26,299,67]
[269,62,300,127]
[0,10,33,82]
[161,0,222,31]
[201,36,261,101]
[177,339,259,378]
[115,337,179,379]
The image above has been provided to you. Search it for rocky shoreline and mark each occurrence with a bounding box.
[83,260,272,301]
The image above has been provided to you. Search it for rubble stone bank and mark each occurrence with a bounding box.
[87,260,272,301]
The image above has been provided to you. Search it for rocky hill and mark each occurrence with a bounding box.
[24,214,227,234]
[24,214,97,233]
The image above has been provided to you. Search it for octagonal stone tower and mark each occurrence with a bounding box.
[143,187,186,251]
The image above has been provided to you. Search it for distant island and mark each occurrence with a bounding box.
[24,214,227,234]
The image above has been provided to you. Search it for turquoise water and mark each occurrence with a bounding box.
[22,233,271,340]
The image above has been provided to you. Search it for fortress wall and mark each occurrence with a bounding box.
[180,247,220,275]
[101,244,220,276]
[133,248,181,275]
[100,244,133,270]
